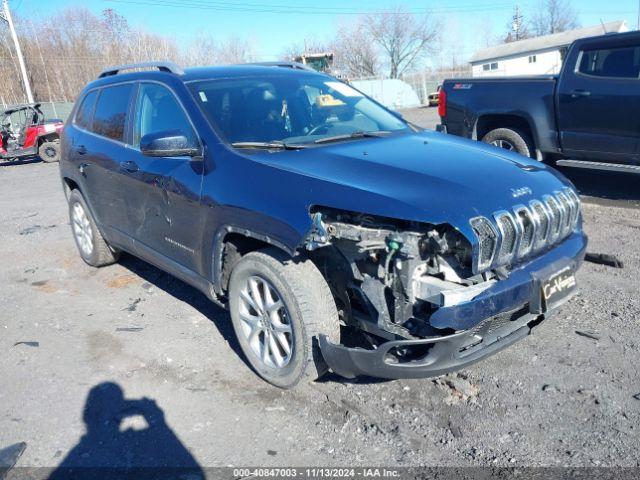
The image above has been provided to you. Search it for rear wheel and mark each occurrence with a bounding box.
[228,248,340,388]
[68,189,119,267]
[39,140,60,163]
[482,128,534,158]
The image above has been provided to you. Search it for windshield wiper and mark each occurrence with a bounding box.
[313,130,391,145]
[230,141,307,150]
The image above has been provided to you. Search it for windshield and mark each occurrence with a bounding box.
[188,74,410,146]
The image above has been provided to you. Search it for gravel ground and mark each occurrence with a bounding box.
[1,112,639,474]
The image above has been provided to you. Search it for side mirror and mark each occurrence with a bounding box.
[140,130,201,157]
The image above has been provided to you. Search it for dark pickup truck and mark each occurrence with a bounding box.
[438,30,640,173]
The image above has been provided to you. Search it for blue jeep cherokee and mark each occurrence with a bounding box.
[60,61,587,388]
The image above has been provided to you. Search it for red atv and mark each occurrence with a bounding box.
[1,103,63,163]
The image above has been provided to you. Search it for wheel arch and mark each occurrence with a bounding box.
[62,176,80,200]
[475,114,534,144]
[38,132,60,145]
[212,226,297,296]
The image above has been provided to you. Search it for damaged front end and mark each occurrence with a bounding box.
[303,207,586,379]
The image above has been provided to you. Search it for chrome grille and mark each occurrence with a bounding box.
[516,207,535,256]
[556,191,573,235]
[470,188,581,273]
[470,217,498,271]
[545,195,562,242]
[496,212,517,263]
[530,200,550,250]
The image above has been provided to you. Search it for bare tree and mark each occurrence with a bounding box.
[364,7,439,79]
[332,21,378,78]
[530,0,579,36]
[215,35,255,64]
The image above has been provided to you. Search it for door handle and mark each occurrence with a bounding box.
[76,145,87,155]
[119,160,139,173]
[570,89,591,98]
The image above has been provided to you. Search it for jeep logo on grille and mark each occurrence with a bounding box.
[511,187,532,198]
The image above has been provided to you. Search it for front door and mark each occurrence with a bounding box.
[557,36,640,162]
[124,82,205,273]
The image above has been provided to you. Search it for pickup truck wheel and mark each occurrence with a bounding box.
[68,189,119,267]
[482,128,533,158]
[39,140,60,163]
[228,248,340,389]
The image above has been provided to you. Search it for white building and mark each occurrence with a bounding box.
[470,21,629,77]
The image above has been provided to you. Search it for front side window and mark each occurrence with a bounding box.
[74,90,98,131]
[92,84,134,142]
[133,83,196,148]
[578,45,640,79]
[188,74,409,146]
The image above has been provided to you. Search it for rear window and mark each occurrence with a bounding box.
[74,90,98,130]
[578,45,640,79]
[92,84,135,142]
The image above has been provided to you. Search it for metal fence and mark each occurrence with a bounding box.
[37,102,75,121]
[1,101,75,121]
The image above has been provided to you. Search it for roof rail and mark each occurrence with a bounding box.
[98,61,184,79]
[245,61,316,72]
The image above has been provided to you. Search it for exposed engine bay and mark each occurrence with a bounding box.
[304,208,498,343]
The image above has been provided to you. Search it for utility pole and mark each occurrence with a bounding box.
[0,0,33,104]
[512,5,524,41]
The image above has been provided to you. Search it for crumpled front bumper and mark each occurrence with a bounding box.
[320,231,587,380]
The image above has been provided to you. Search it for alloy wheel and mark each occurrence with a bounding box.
[237,275,293,369]
[72,202,93,256]
[491,139,515,151]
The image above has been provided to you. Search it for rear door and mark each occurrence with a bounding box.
[69,84,136,234]
[557,35,640,162]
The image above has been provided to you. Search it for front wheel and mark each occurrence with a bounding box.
[39,140,60,163]
[228,248,340,388]
[482,128,534,159]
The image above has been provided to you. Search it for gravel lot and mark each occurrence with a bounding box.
[1,110,639,475]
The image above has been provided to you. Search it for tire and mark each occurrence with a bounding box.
[482,128,534,158]
[228,248,340,389]
[68,189,119,267]
[39,140,60,163]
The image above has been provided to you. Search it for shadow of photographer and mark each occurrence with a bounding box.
[49,382,204,480]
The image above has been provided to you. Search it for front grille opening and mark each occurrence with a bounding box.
[556,192,572,230]
[459,304,530,354]
[546,197,562,238]
[517,209,534,255]
[498,214,517,258]
[532,202,549,244]
[470,217,497,269]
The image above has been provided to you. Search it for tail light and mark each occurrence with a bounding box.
[438,88,447,118]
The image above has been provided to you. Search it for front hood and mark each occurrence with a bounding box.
[256,130,572,235]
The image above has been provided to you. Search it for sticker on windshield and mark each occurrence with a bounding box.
[325,81,363,98]
[315,94,345,107]
[199,91,208,102]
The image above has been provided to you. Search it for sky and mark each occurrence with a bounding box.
[13,0,640,64]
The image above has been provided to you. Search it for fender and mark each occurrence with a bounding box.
[210,224,297,296]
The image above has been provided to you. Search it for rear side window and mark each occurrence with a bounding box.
[578,45,640,79]
[93,84,135,142]
[74,90,98,130]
